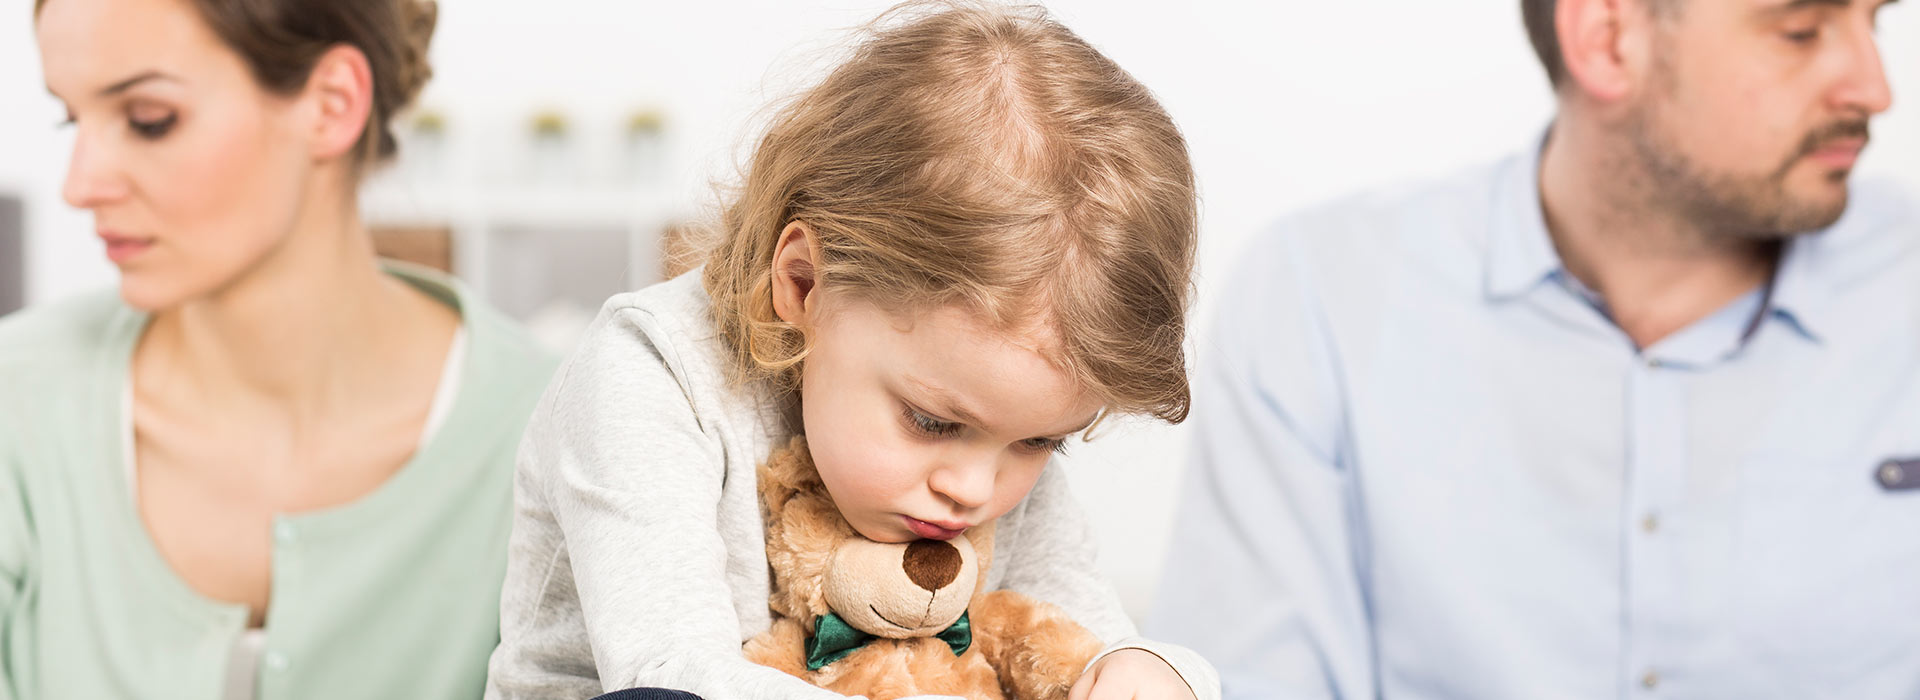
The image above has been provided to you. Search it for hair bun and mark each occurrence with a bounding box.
[393,0,437,110]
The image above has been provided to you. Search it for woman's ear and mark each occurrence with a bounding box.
[770,221,821,326]
[302,44,375,162]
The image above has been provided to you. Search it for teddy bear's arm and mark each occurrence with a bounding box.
[743,617,815,680]
[969,590,1106,700]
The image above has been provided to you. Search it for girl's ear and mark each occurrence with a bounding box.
[770,221,821,326]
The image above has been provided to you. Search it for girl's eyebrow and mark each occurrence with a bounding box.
[905,376,987,427]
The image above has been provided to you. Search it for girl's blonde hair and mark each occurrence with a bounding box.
[702,1,1198,423]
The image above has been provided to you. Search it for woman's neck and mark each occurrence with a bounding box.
[137,196,454,425]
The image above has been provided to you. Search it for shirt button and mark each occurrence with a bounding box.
[273,521,296,544]
[1641,513,1660,534]
[1880,461,1907,488]
[1641,669,1660,690]
[264,651,289,671]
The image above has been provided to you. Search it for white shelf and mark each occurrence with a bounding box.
[360,175,684,353]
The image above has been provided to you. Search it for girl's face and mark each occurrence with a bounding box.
[38,0,316,311]
[798,297,1102,545]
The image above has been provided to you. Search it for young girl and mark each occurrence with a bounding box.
[486,4,1216,699]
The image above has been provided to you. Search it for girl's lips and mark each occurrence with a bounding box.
[903,516,967,541]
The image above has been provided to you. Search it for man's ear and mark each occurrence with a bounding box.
[1558,0,1655,104]
[771,221,821,326]
[301,44,376,162]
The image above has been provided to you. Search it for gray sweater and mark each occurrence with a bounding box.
[484,270,1220,700]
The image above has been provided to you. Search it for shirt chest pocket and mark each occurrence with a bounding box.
[1732,448,1920,681]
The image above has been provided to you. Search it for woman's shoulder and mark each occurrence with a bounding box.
[0,290,137,381]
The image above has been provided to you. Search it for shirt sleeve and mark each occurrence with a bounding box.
[993,461,1222,700]
[506,304,845,700]
[1146,227,1376,700]
[0,420,31,700]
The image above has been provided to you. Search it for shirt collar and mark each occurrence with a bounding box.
[1484,131,1561,302]
[1484,126,1845,344]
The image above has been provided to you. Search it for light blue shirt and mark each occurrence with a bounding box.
[1150,137,1920,700]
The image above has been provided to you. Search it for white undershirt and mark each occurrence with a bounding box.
[121,327,467,700]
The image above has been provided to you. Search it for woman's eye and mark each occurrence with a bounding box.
[902,406,961,438]
[1784,27,1820,44]
[128,113,177,140]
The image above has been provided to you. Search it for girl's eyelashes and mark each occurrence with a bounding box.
[1019,436,1070,456]
[900,402,1072,455]
[901,404,963,438]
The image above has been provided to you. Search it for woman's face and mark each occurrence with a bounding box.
[38,0,316,310]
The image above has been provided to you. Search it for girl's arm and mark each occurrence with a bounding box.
[990,462,1221,700]
[493,302,845,700]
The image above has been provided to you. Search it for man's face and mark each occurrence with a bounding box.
[1624,0,1898,236]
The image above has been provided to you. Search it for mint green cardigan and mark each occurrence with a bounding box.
[0,264,556,700]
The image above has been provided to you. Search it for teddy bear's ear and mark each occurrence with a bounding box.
[759,436,823,515]
[759,435,853,622]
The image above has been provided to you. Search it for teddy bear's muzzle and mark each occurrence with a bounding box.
[825,535,979,639]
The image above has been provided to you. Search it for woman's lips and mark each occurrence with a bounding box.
[99,231,154,264]
[903,516,968,541]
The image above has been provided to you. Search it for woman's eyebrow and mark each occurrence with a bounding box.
[96,70,178,97]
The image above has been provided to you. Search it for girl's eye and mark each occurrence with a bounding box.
[902,405,962,438]
[1019,436,1070,456]
[1783,26,1821,44]
[128,113,177,140]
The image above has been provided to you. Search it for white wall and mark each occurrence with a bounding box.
[5,0,1917,620]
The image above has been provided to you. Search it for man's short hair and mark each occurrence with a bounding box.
[1523,0,1677,88]
[1521,0,1568,87]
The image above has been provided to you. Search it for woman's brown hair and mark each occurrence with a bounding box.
[702,1,1200,424]
[36,0,437,166]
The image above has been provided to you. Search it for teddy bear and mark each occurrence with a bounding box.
[742,436,1106,700]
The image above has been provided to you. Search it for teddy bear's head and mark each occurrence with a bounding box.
[759,436,996,640]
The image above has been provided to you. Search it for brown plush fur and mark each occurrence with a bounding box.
[744,437,1105,700]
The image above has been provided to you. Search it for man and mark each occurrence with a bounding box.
[1152,0,1913,697]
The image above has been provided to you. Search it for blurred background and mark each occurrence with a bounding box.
[2,1,1915,621]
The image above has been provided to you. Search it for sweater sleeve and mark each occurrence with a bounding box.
[490,303,847,700]
[992,466,1222,700]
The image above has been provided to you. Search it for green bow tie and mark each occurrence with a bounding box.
[804,610,972,671]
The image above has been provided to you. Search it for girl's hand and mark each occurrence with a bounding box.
[1068,649,1196,700]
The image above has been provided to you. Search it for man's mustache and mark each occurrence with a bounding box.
[1794,120,1872,161]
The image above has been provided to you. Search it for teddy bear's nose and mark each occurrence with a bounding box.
[903,539,963,592]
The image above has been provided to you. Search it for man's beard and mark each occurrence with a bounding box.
[1623,107,1868,240]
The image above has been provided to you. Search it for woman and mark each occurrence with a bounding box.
[0,0,555,697]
